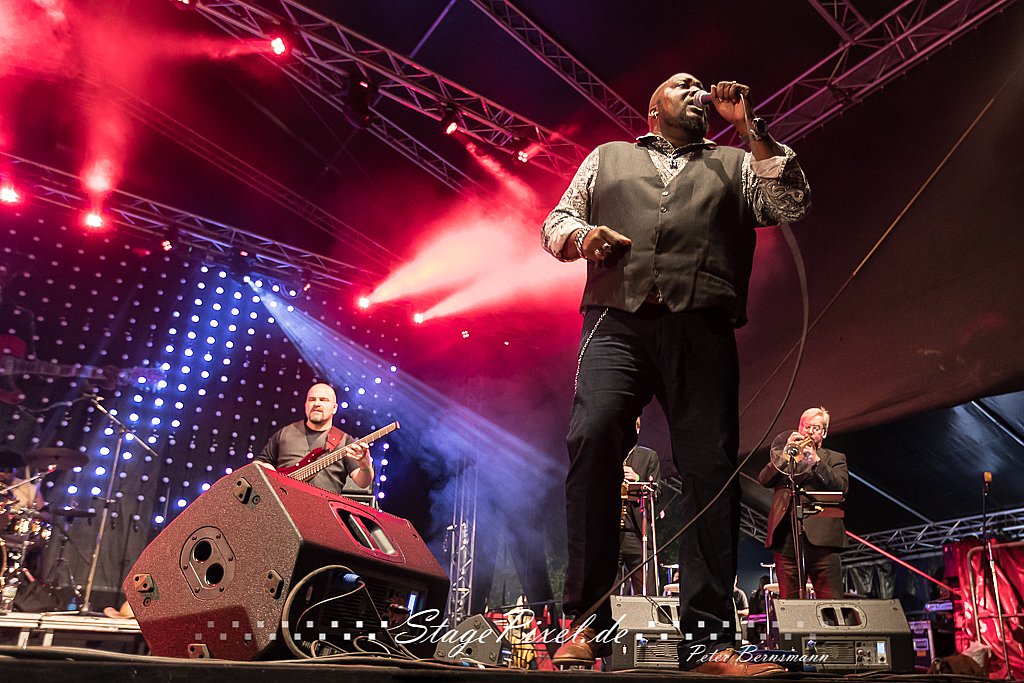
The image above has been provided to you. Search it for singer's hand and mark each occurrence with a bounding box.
[708,80,753,129]
[623,465,639,482]
[580,226,631,267]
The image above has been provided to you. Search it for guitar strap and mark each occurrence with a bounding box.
[325,426,346,453]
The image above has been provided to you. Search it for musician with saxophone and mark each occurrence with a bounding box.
[758,407,848,599]
[619,418,660,595]
[255,383,372,493]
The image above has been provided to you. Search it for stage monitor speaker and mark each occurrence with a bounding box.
[434,614,512,666]
[772,599,913,673]
[123,462,449,660]
[607,595,681,671]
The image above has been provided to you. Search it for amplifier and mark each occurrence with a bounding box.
[606,596,681,671]
[773,599,913,673]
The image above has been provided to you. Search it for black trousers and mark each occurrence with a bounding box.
[772,537,843,599]
[562,305,740,659]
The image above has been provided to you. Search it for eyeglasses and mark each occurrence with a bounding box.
[803,425,825,434]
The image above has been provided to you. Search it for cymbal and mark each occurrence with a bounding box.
[26,447,88,471]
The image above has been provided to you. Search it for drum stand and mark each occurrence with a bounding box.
[44,519,86,610]
[77,395,159,615]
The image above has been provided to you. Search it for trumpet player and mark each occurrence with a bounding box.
[758,407,848,599]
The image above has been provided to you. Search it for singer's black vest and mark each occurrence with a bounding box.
[583,141,757,327]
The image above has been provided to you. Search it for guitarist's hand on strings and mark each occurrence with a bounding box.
[344,441,374,489]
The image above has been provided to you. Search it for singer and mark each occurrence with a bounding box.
[759,407,849,599]
[542,72,811,675]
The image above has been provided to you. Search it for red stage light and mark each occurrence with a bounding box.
[517,150,530,163]
[270,36,287,56]
[357,296,370,309]
[83,212,104,229]
[161,239,173,252]
[461,330,470,339]
[440,107,459,136]
[413,313,424,324]
[0,182,21,205]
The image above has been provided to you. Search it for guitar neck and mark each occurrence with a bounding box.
[291,421,400,482]
[1,355,108,381]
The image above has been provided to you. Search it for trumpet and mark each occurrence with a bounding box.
[782,435,814,460]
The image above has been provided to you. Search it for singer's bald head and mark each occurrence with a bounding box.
[647,73,707,141]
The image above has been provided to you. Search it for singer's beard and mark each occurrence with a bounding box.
[666,112,708,142]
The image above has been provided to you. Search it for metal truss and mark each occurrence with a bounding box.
[661,475,770,545]
[193,2,485,195]
[842,506,1024,567]
[465,0,647,137]
[445,463,479,626]
[103,85,401,271]
[3,152,374,291]
[195,0,589,178]
[806,0,871,42]
[714,0,1017,146]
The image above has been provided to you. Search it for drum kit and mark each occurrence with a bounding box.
[1,447,92,608]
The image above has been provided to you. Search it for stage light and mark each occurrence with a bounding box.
[357,296,370,309]
[301,270,312,293]
[342,79,376,130]
[413,313,424,324]
[270,36,287,56]
[461,330,470,339]
[161,225,180,252]
[511,137,530,163]
[440,106,459,135]
[0,181,21,204]
[83,211,104,229]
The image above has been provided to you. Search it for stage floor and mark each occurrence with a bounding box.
[0,645,948,682]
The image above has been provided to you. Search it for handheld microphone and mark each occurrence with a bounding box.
[983,471,992,495]
[694,90,713,107]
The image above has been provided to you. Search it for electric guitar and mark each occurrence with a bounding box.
[0,335,165,404]
[277,421,400,483]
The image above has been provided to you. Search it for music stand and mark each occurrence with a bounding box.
[78,394,160,615]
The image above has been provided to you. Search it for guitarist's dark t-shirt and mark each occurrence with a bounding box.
[256,420,360,493]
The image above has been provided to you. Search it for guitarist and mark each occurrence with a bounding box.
[255,383,373,493]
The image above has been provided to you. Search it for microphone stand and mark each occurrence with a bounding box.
[981,479,1014,680]
[784,454,808,600]
[78,393,160,615]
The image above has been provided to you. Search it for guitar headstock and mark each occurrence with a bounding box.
[110,366,166,389]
